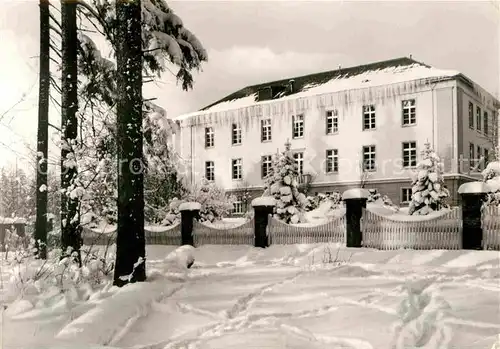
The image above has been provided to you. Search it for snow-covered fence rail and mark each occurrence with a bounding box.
[192,218,255,246]
[482,206,500,250]
[362,207,462,250]
[267,215,346,245]
[81,223,182,246]
[144,224,182,245]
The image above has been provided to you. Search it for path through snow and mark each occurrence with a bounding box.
[2,245,499,349]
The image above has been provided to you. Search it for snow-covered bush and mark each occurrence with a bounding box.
[162,179,235,225]
[305,192,341,212]
[4,241,115,308]
[164,245,195,269]
[367,189,400,212]
[408,143,450,215]
[482,146,500,207]
[263,141,308,224]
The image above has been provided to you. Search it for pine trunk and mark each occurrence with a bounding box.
[60,0,81,262]
[35,0,50,259]
[113,0,146,286]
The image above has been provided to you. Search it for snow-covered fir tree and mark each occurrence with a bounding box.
[262,140,308,223]
[408,142,450,215]
[482,145,500,206]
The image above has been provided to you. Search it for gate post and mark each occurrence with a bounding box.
[342,188,369,248]
[251,197,276,248]
[458,182,489,250]
[179,202,201,246]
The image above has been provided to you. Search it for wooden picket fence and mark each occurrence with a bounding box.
[81,223,182,246]
[482,206,500,250]
[267,215,346,245]
[361,207,462,250]
[192,219,254,246]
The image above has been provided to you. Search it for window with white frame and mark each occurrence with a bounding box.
[468,102,474,129]
[362,145,376,171]
[205,161,214,181]
[402,99,416,125]
[232,158,242,180]
[292,114,304,138]
[469,142,475,168]
[402,141,417,168]
[485,148,490,163]
[484,111,489,136]
[326,110,339,134]
[401,188,412,204]
[362,105,376,130]
[326,149,339,173]
[293,152,304,174]
[205,127,214,148]
[476,106,482,131]
[261,119,272,142]
[261,155,272,179]
[232,201,243,214]
[231,123,242,145]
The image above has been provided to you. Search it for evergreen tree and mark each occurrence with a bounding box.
[263,140,308,223]
[482,145,500,206]
[35,0,50,259]
[61,0,81,264]
[408,142,450,215]
[114,0,146,286]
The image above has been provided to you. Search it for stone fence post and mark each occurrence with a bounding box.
[178,202,201,246]
[458,182,489,250]
[342,188,369,248]
[251,197,276,248]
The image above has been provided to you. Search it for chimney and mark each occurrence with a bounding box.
[289,79,295,93]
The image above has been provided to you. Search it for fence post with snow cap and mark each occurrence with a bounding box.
[252,197,275,248]
[458,182,488,250]
[342,188,369,248]
[179,202,201,246]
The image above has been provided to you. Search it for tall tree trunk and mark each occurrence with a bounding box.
[35,0,50,259]
[60,0,81,262]
[113,0,145,286]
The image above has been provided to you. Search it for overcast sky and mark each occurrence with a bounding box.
[0,0,498,169]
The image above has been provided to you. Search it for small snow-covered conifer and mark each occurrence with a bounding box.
[262,140,307,223]
[408,142,450,215]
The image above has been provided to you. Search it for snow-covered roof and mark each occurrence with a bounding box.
[175,57,468,121]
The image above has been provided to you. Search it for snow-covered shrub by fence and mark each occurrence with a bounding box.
[267,214,346,245]
[192,219,254,246]
[482,206,500,250]
[362,207,461,250]
[81,223,182,246]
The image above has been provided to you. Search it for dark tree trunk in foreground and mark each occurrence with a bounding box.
[113,0,146,286]
[60,0,81,262]
[34,0,50,259]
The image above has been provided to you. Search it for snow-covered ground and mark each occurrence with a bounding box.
[1,244,499,349]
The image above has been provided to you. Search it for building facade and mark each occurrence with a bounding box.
[172,57,499,210]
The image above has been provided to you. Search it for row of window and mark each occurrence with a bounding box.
[204,99,418,148]
[469,143,490,171]
[204,141,419,181]
[468,101,493,136]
